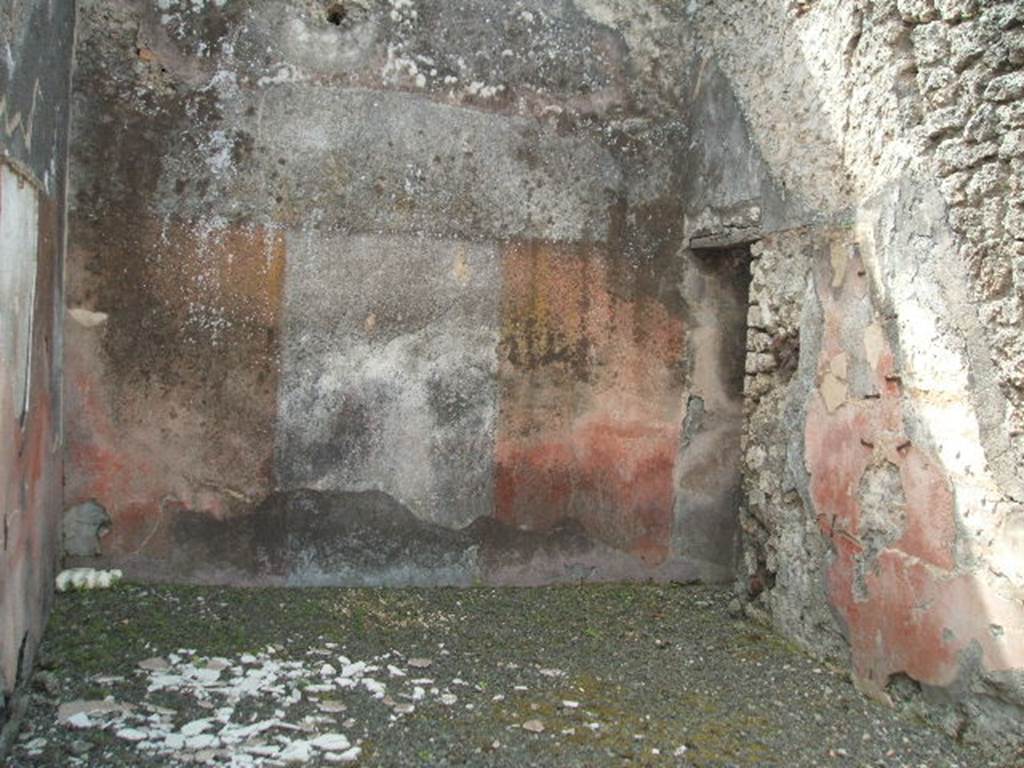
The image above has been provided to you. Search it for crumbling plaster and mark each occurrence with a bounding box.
[688,0,1024,751]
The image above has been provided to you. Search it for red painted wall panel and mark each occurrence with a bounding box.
[1,181,62,715]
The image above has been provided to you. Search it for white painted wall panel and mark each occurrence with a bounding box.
[0,165,40,424]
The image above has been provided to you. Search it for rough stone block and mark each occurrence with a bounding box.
[922,106,967,140]
[935,138,999,175]
[911,22,950,65]
[964,104,1001,142]
[897,0,939,24]
[983,72,1024,103]
[62,502,111,558]
[947,24,986,70]
[935,0,978,22]
[999,130,1024,159]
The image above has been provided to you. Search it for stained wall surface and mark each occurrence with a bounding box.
[65,0,748,586]
[0,0,75,735]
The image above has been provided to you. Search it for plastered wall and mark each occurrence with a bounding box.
[0,0,75,734]
[65,0,750,586]
[62,0,1024,755]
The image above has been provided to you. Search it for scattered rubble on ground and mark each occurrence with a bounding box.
[7,583,1003,767]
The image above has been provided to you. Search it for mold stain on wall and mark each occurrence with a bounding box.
[495,240,687,566]
[64,220,285,564]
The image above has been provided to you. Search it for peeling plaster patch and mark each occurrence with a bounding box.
[863,322,885,372]
[830,352,848,381]
[821,351,850,413]
[821,374,847,413]
[855,461,906,600]
[830,242,849,289]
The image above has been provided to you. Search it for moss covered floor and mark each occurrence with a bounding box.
[6,583,997,767]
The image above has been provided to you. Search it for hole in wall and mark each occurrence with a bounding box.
[325,3,348,26]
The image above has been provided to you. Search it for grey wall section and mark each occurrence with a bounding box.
[277,233,502,530]
[1,2,75,196]
[0,0,75,743]
[167,86,623,242]
[678,58,791,244]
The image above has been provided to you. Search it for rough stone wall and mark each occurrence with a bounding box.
[0,0,75,737]
[689,0,1024,753]
[65,0,747,585]
[739,229,846,657]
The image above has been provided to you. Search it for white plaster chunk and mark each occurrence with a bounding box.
[57,699,128,723]
[66,713,92,729]
[821,373,848,413]
[68,307,109,327]
[325,746,363,763]
[180,718,213,736]
[279,740,313,764]
[310,733,351,751]
[55,568,124,592]
[116,728,148,742]
[138,657,171,672]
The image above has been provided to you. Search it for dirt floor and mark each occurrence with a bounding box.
[4,583,1004,767]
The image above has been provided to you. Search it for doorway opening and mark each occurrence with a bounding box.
[674,243,753,577]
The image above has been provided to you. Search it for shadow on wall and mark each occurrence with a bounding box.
[671,245,751,582]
